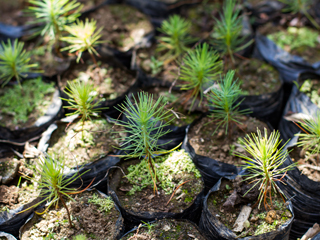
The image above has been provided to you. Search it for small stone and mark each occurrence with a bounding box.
[163,224,171,231]
[148,194,155,200]
[250,215,259,222]
[250,81,256,88]
[222,145,229,152]
[141,59,151,72]
[285,210,292,218]
[217,130,224,139]
[265,210,277,224]
[200,138,204,143]
[244,220,250,229]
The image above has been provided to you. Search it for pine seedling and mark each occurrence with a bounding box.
[115,92,179,193]
[211,0,253,64]
[19,154,92,227]
[294,111,320,155]
[278,0,319,29]
[60,18,104,65]
[0,39,40,87]
[207,70,250,137]
[179,43,222,111]
[235,129,295,210]
[27,0,83,51]
[61,80,106,139]
[156,15,197,64]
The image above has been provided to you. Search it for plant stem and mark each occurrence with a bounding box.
[90,53,98,66]
[59,193,73,228]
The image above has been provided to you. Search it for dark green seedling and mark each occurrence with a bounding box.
[0,39,40,87]
[115,92,179,193]
[157,14,196,64]
[278,0,319,29]
[61,80,106,139]
[27,0,83,51]
[211,0,253,65]
[19,154,92,227]
[179,43,222,111]
[207,70,250,137]
[60,18,104,65]
[235,129,295,209]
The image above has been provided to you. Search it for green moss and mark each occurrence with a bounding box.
[87,193,114,214]
[0,77,55,125]
[126,149,201,195]
[267,27,318,51]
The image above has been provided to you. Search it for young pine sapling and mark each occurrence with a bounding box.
[0,39,40,87]
[294,111,320,155]
[60,18,104,65]
[211,0,253,66]
[156,15,196,64]
[235,128,295,210]
[27,0,83,52]
[19,154,92,227]
[115,92,178,193]
[179,43,222,111]
[207,70,250,137]
[61,80,106,139]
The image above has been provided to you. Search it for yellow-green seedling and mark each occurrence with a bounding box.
[278,0,319,29]
[207,70,250,137]
[179,43,222,111]
[235,129,295,210]
[0,39,40,87]
[156,14,197,64]
[19,154,92,227]
[294,111,320,155]
[60,18,104,65]
[211,0,253,64]
[114,92,179,193]
[61,80,106,139]
[27,0,83,51]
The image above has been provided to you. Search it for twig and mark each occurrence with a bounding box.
[166,180,192,206]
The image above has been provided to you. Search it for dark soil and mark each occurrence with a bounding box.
[122,219,206,240]
[234,57,281,95]
[47,118,122,168]
[0,0,31,26]
[207,178,292,237]
[87,4,153,51]
[188,115,269,165]
[110,157,203,214]
[0,154,21,185]
[21,190,121,240]
[60,59,136,100]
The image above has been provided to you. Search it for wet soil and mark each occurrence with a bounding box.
[21,190,121,240]
[47,118,121,168]
[207,179,292,237]
[60,59,136,100]
[0,154,21,185]
[87,4,153,52]
[110,155,203,214]
[122,219,206,240]
[289,146,320,182]
[188,115,269,166]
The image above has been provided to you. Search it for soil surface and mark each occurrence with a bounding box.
[289,146,320,182]
[21,190,121,240]
[61,59,136,100]
[0,154,21,185]
[188,115,269,166]
[234,57,281,95]
[110,152,203,214]
[87,4,153,51]
[0,81,56,131]
[47,118,122,168]
[207,178,292,237]
[123,219,206,240]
